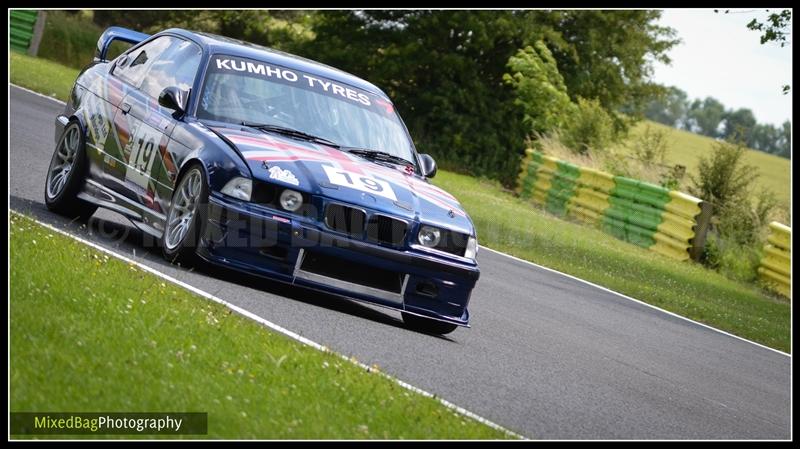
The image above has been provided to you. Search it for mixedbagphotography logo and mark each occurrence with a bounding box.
[10,412,208,435]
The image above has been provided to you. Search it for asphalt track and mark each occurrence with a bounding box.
[9,85,791,439]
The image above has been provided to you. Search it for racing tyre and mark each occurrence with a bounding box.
[162,164,209,266]
[44,121,97,221]
[402,312,459,335]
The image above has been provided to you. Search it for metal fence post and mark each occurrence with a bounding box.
[689,201,713,261]
[27,10,47,57]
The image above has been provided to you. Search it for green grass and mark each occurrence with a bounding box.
[432,171,790,353]
[617,121,791,215]
[9,213,512,439]
[10,54,791,352]
[10,52,80,102]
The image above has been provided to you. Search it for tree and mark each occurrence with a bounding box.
[750,123,780,154]
[744,9,791,94]
[300,10,679,184]
[560,97,616,155]
[93,10,314,51]
[746,9,791,47]
[92,10,164,30]
[687,97,726,137]
[721,108,757,145]
[690,138,757,216]
[644,86,689,128]
[537,10,680,133]
[503,42,574,134]
[774,120,792,158]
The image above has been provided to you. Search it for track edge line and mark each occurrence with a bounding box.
[10,83,67,106]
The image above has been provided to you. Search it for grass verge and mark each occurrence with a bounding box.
[9,212,512,439]
[10,52,80,102]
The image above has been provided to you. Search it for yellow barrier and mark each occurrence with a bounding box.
[517,149,708,261]
[758,222,791,298]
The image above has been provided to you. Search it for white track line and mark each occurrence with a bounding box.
[10,83,66,105]
[14,213,524,440]
[479,246,790,357]
[11,83,790,358]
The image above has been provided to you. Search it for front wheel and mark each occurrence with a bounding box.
[162,164,208,266]
[402,312,459,335]
[44,121,97,221]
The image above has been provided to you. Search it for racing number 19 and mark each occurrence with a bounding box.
[131,137,156,172]
[336,171,384,192]
[322,165,397,201]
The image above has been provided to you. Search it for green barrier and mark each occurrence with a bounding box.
[517,150,541,199]
[758,222,791,298]
[10,10,39,53]
[517,149,708,261]
[545,160,580,216]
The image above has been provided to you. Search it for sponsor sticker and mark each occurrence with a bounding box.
[268,166,300,186]
[213,57,372,107]
[83,94,110,150]
[208,56,401,119]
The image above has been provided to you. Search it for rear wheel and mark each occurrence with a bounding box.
[402,312,459,335]
[44,121,97,221]
[162,164,208,266]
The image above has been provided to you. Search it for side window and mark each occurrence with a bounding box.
[139,39,203,100]
[112,36,174,87]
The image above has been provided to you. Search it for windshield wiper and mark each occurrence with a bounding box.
[241,121,340,148]
[343,147,415,167]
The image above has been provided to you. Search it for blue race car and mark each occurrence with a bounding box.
[45,27,479,335]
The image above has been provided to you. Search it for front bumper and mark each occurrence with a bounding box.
[196,193,479,326]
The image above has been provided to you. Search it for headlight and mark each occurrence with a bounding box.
[221,177,252,201]
[464,236,478,260]
[417,225,441,247]
[279,189,303,212]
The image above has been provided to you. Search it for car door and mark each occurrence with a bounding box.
[102,36,173,200]
[107,36,202,222]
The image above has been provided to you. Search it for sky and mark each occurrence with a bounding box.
[651,8,792,127]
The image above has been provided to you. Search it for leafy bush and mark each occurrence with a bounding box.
[37,11,104,69]
[689,138,755,213]
[503,42,575,134]
[702,235,762,283]
[658,164,685,190]
[631,124,670,165]
[560,97,617,155]
[715,188,778,247]
[691,137,779,284]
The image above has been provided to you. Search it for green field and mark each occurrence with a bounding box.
[9,53,791,352]
[9,213,512,439]
[618,121,791,216]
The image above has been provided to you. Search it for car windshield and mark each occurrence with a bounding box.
[197,54,416,164]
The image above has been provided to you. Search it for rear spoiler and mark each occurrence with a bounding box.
[94,26,150,62]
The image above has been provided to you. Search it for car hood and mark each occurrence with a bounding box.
[212,126,474,235]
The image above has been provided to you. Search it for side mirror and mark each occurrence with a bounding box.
[419,153,437,178]
[158,87,188,118]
